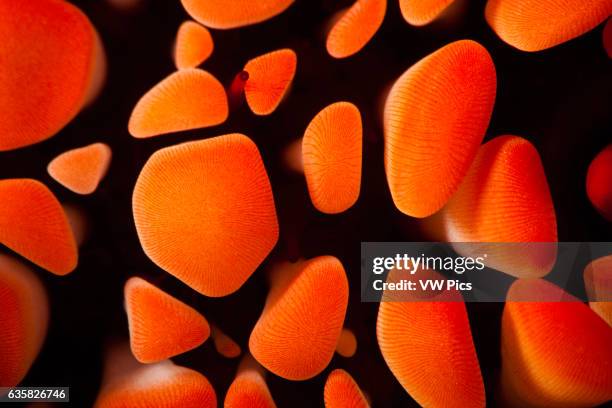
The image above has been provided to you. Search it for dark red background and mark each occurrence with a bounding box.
[2,0,610,406]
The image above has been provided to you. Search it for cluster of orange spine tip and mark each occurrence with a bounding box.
[1,0,611,405]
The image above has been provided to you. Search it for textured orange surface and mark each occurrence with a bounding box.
[584,255,612,326]
[0,255,48,387]
[212,326,242,358]
[326,0,386,58]
[336,328,357,358]
[249,256,348,380]
[486,0,612,52]
[399,0,455,26]
[225,371,276,408]
[244,49,297,115]
[377,269,485,407]
[174,21,214,70]
[439,135,558,278]
[181,0,294,29]
[302,102,362,214]
[384,40,496,218]
[95,360,217,408]
[124,277,210,363]
[324,369,369,408]
[224,356,276,408]
[502,279,612,406]
[0,0,105,151]
[48,143,112,195]
[587,144,612,221]
[0,179,77,275]
[133,134,278,297]
[128,69,228,138]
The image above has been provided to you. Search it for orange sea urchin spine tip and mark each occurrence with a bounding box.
[584,255,612,326]
[128,69,228,138]
[326,0,386,59]
[501,279,612,407]
[95,359,217,408]
[0,255,48,387]
[377,267,485,407]
[383,40,496,218]
[485,0,612,52]
[224,355,277,408]
[302,102,362,214]
[47,143,112,195]
[174,21,214,70]
[377,301,485,407]
[228,71,250,111]
[587,144,612,221]
[249,256,349,380]
[439,135,558,278]
[282,138,304,174]
[243,49,297,116]
[0,179,77,275]
[211,326,242,358]
[0,0,105,151]
[399,0,455,26]
[124,277,210,364]
[132,134,279,297]
[324,369,369,408]
[180,0,294,29]
[336,328,357,357]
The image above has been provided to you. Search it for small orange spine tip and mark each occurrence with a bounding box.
[224,354,277,408]
[180,0,294,29]
[95,344,217,408]
[384,39,496,218]
[132,134,279,297]
[243,49,297,115]
[485,0,612,52]
[0,0,106,151]
[282,138,304,174]
[335,328,357,358]
[0,179,78,275]
[377,269,484,407]
[0,255,49,388]
[584,255,612,326]
[211,325,242,359]
[439,135,558,278]
[228,71,250,110]
[501,279,612,406]
[174,21,214,70]
[302,102,363,214]
[324,369,370,408]
[47,142,112,195]
[124,277,210,363]
[249,256,349,380]
[399,0,456,26]
[587,144,612,221]
[326,0,387,58]
[128,69,228,138]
